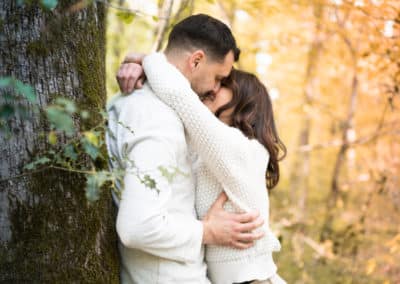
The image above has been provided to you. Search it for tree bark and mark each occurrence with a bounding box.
[0,1,119,282]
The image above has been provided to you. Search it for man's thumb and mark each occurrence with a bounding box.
[214,191,228,208]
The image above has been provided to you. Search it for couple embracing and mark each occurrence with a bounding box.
[106,14,287,284]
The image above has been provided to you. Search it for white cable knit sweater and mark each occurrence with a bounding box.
[143,53,283,284]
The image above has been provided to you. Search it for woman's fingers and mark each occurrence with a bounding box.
[116,63,144,94]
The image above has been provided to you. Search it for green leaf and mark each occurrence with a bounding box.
[0,77,12,88]
[41,0,58,10]
[45,106,75,136]
[85,175,100,202]
[80,110,89,120]
[55,97,76,114]
[152,15,159,21]
[64,144,78,161]
[158,166,175,183]
[116,11,136,24]
[142,174,157,190]
[15,80,36,103]
[85,171,108,202]
[0,105,14,119]
[83,139,99,160]
[84,131,99,147]
[24,157,51,170]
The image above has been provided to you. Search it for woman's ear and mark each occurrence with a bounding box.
[188,50,205,71]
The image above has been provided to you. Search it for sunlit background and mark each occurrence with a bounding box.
[106,0,399,282]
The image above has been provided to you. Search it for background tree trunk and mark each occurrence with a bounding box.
[0,1,119,282]
[289,2,324,223]
[152,0,174,52]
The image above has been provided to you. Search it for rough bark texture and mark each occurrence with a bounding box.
[0,1,119,282]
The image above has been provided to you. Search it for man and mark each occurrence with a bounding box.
[107,14,264,283]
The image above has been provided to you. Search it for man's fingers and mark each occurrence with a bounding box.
[236,230,265,243]
[232,240,254,250]
[233,210,260,223]
[236,216,264,232]
[213,191,228,208]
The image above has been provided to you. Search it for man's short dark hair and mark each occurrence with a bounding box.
[166,14,240,62]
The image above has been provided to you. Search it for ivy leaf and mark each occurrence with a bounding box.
[24,157,51,170]
[116,11,136,24]
[84,131,99,147]
[142,174,157,190]
[64,144,78,161]
[15,80,37,103]
[0,77,12,88]
[85,174,100,202]
[55,97,76,114]
[0,105,14,119]
[80,110,89,120]
[85,171,108,202]
[41,0,58,10]
[46,106,75,136]
[158,166,175,183]
[82,138,99,160]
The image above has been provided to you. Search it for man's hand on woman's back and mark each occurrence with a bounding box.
[202,192,265,249]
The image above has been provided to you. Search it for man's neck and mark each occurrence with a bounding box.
[164,50,191,80]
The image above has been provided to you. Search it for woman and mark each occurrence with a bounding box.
[142,53,287,284]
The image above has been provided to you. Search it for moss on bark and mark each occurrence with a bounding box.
[0,1,119,282]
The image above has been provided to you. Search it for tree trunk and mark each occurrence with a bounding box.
[0,1,119,282]
[152,0,174,52]
[289,2,324,222]
[320,36,359,241]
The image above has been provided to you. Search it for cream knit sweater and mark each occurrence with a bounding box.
[143,53,283,284]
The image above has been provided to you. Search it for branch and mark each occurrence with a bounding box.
[96,0,169,20]
[152,0,174,52]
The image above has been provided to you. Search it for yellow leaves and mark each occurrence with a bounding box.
[84,131,99,147]
[116,11,136,24]
[365,258,377,275]
[48,131,57,145]
[385,233,400,255]
[336,197,344,209]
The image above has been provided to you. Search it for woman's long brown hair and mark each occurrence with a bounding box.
[216,69,287,189]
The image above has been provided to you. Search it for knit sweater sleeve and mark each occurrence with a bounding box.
[143,53,254,212]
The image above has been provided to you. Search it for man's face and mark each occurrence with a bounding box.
[190,51,234,97]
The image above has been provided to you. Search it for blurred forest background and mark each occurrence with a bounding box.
[107,0,400,283]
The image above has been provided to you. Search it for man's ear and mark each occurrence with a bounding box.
[188,50,205,71]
